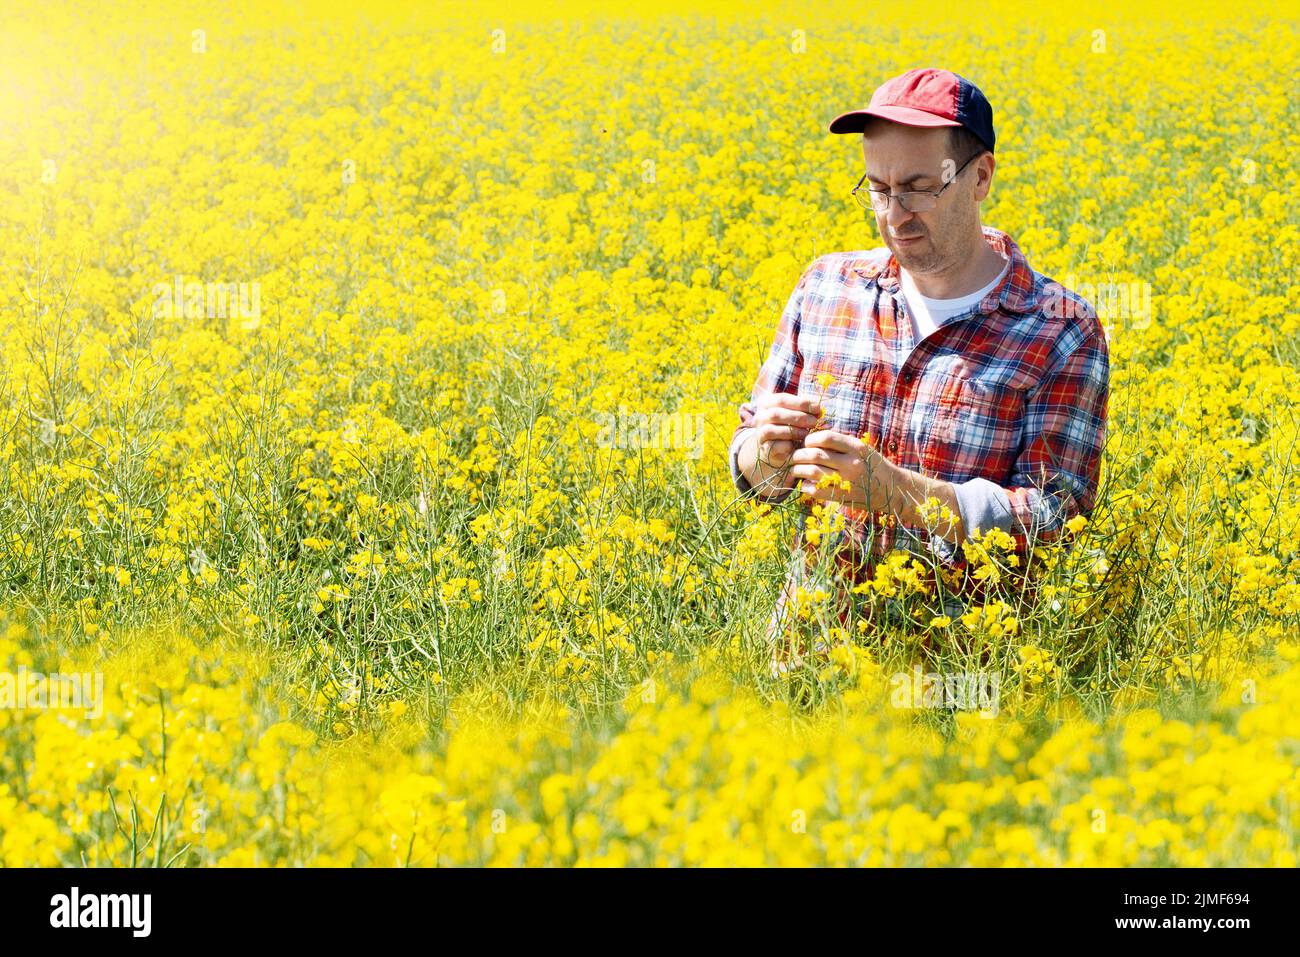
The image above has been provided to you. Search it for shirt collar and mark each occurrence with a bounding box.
[851,225,1042,316]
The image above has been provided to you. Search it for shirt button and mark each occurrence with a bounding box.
[888,439,898,453]
[902,371,914,383]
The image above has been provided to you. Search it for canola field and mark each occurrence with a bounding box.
[0,0,1298,866]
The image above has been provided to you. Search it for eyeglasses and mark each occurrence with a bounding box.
[851,152,983,213]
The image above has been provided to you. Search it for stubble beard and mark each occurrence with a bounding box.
[891,235,944,273]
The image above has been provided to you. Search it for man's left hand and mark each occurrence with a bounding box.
[785,429,899,511]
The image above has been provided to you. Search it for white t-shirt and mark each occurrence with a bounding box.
[899,257,1010,342]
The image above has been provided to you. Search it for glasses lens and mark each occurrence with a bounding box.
[898,192,936,213]
[869,191,891,212]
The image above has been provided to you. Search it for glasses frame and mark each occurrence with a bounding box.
[851,151,984,213]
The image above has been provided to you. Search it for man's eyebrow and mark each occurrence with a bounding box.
[865,170,938,186]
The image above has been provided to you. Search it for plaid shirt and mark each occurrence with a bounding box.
[729,226,1110,615]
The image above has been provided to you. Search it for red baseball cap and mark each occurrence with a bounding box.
[828,67,996,154]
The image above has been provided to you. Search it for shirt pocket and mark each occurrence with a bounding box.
[798,356,878,439]
[922,376,1025,481]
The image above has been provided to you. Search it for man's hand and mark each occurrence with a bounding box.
[736,394,823,498]
[787,429,967,545]
[786,429,897,510]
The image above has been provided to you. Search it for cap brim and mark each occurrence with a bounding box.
[828,105,962,134]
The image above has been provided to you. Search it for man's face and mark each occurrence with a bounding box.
[860,119,992,274]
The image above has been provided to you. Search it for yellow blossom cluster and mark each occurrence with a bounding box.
[1,618,1298,866]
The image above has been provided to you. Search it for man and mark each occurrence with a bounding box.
[728,67,1110,657]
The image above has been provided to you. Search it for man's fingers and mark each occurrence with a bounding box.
[760,407,820,430]
[803,429,863,453]
[757,424,807,445]
[761,394,822,424]
[788,446,836,466]
[785,464,833,483]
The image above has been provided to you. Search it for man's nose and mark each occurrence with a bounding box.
[881,196,916,232]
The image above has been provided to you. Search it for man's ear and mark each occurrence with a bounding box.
[973,153,996,201]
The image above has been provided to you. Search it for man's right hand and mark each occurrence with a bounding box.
[737,393,823,498]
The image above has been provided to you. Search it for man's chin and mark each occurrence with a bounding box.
[891,245,931,269]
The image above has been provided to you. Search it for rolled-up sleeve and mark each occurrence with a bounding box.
[995,329,1110,551]
[730,256,823,501]
[951,477,1015,540]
